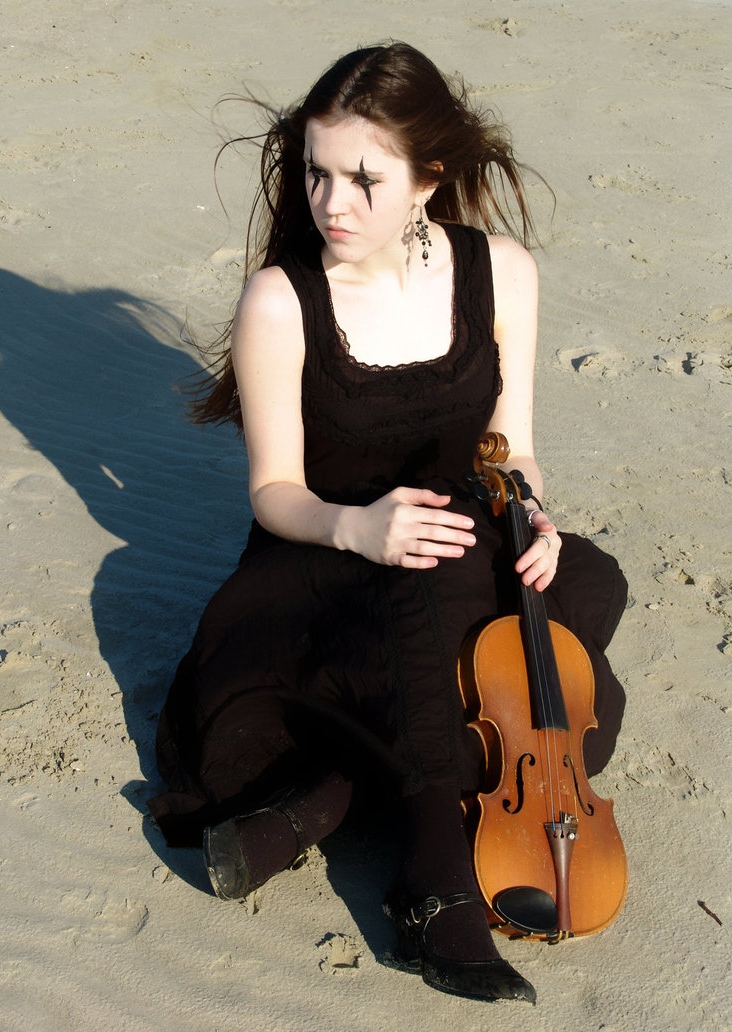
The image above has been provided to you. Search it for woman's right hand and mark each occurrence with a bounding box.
[337,487,477,568]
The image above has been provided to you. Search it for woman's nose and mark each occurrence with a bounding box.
[322,178,349,215]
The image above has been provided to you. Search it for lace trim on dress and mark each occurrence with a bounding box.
[309,223,494,400]
[280,223,502,443]
[321,233,458,374]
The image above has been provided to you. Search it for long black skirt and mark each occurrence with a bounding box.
[149,508,627,847]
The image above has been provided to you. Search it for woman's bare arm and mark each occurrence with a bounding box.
[232,267,476,566]
[487,235,560,591]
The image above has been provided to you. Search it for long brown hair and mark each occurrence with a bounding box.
[191,42,546,429]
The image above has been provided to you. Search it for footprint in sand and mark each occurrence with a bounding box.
[476,17,520,37]
[62,890,150,945]
[614,743,705,801]
[0,621,61,711]
[316,932,362,974]
[589,165,691,202]
[651,347,731,378]
[555,345,627,377]
[88,897,149,944]
[209,246,248,269]
[9,791,40,811]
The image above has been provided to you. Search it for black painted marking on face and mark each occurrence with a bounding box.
[308,148,322,200]
[358,157,373,211]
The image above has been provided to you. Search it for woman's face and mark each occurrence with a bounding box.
[303,115,425,265]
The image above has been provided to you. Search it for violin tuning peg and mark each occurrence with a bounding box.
[509,470,533,501]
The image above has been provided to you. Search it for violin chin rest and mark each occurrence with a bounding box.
[492,886,558,935]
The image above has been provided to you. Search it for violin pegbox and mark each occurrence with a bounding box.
[471,433,517,517]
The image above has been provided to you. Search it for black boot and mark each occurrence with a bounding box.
[203,771,352,901]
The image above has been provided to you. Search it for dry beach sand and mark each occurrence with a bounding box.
[1,1,730,1029]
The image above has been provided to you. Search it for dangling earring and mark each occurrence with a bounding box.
[414,206,432,267]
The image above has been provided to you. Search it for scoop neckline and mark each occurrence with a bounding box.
[319,221,459,373]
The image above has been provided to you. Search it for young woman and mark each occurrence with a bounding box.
[149,42,627,1005]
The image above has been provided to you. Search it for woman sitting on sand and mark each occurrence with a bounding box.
[149,42,626,1005]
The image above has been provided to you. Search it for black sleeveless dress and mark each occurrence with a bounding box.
[149,224,627,846]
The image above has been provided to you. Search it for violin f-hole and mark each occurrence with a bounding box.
[503,752,535,814]
[565,754,595,816]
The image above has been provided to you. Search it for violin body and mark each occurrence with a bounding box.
[459,616,628,940]
[459,432,627,941]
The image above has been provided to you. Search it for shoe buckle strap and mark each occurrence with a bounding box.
[409,896,442,925]
[408,892,483,926]
[275,801,309,871]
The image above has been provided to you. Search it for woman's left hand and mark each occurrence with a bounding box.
[514,510,561,592]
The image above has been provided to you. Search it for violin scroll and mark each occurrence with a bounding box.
[473,431,510,473]
[471,433,523,519]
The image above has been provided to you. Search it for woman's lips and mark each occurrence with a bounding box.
[324,225,352,240]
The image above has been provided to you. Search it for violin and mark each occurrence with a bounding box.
[458,432,627,941]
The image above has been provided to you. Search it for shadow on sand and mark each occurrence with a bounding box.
[0,269,246,775]
[0,268,396,959]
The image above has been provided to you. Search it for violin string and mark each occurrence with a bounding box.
[523,514,562,826]
[526,583,565,829]
[510,499,566,830]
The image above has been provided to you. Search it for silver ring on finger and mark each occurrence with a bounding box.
[538,534,551,551]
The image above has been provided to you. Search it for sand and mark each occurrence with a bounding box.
[1,1,730,1029]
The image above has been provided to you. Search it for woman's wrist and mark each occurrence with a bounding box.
[332,502,361,553]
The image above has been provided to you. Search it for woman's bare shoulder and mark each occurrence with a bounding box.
[486,234,538,342]
[235,265,301,323]
[231,265,305,367]
[486,233,538,285]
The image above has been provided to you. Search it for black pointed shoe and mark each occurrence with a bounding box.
[384,892,537,1004]
[203,801,308,902]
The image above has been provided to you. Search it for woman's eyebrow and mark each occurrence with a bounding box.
[304,152,377,209]
[304,151,382,177]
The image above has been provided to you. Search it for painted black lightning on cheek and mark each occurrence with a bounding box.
[359,158,373,211]
[308,149,320,200]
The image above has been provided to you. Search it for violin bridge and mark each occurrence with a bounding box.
[553,812,579,839]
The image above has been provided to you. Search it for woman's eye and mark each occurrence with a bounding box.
[307,165,326,197]
[355,169,377,209]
